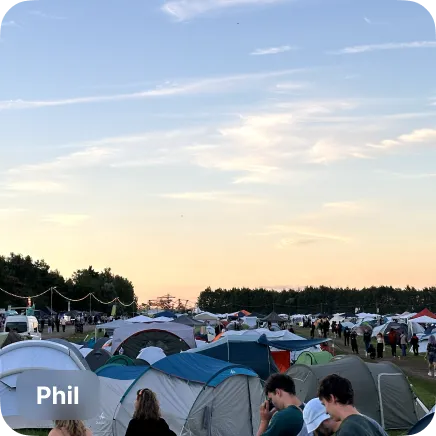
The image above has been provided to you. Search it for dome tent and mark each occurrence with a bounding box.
[0,340,88,430]
[113,353,264,436]
[46,338,90,370]
[86,348,112,372]
[295,351,333,365]
[111,322,195,358]
[287,355,426,430]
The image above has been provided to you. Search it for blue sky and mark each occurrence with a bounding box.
[0,0,435,301]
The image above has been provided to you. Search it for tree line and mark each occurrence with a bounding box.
[0,253,137,314]
[197,286,436,315]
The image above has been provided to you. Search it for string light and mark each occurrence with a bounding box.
[0,286,136,307]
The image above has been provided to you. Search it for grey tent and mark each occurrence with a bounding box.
[173,315,204,327]
[46,338,91,370]
[0,331,23,349]
[288,355,426,430]
[94,337,110,350]
[85,349,112,372]
[260,312,285,323]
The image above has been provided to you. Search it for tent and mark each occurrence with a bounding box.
[288,355,425,430]
[186,335,278,380]
[94,337,111,350]
[173,315,204,326]
[0,331,22,349]
[260,312,285,323]
[372,322,408,344]
[295,351,333,366]
[411,309,436,320]
[126,315,154,323]
[112,353,264,436]
[136,346,166,364]
[407,412,435,435]
[410,315,436,325]
[153,310,176,318]
[86,348,112,372]
[111,322,195,358]
[87,365,150,436]
[106,355,136,366]
[46,338,91,370]
[194,312,220,322]
[0,341,88,429]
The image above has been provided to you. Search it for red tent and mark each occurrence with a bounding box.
[411,308,436,320]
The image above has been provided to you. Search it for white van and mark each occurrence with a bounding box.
[3,315,41,339]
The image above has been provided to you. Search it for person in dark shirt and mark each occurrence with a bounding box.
[388,329,397,358]
[310,322,316,339]
[125,388,176,436]
[257,373,307,436]
[318,374,388,436]
[350,330,358,354]
[410,334,419,356]
[426,335,436,377]
[343,327,350,346]
[337,322,343,339]
[363,330,371,355]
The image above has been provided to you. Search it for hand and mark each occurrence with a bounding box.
[260,401,275,423]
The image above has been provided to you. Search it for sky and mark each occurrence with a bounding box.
[0,0,435,304]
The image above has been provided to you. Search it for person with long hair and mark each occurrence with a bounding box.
[426,335,436,377]
[48,420,92,436]
[126,388,176,436]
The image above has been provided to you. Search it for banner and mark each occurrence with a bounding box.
[111,305,117,317]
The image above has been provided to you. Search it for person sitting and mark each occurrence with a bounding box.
[318,374,387,436]
[125,389,176,436]
[257,373,308,436]
[303,398,340,436]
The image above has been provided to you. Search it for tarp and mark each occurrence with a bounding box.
[186,336,278,380]
[173,315,204,326]
[260,312,285,323]
[257,334,330,351]
[411,315,436,324]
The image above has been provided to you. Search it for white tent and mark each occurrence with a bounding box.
[113,353,264,436]
[411,316,436,325]
[194,312,220,322]
[0,341,88,429]
[137,346,166,364]
[126,315,154,323]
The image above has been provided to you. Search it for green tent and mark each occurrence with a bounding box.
[106,355,136,366]
[295,351,333,365]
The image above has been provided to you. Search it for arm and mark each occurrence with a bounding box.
[256,401,275,436]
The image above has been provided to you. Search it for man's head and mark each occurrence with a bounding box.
[318,374,355,420]
[303,398,340,436]
[264,374,297,410]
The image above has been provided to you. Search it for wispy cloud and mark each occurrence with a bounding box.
[376,170,436,180]
[251,45,296,56]
[158,191,264,204]
[323,201,363,211]
[328,41,436,55]
[367,128,436,149]
[42,214,89,227]
[0,69,303,111]
[29,11,65,20]
[162,0,289,21]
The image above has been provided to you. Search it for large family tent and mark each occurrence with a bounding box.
[113,353,264,436]
[87,365,150,436]
[295,351,333,365]
[0,341,88,429]
[86,348,112,372]
[111,322,195,358]
[288,355,425,430]
[186,334,279,380]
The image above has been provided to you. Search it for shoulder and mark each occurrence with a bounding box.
[86,429,93,436]
[48,430,63,436]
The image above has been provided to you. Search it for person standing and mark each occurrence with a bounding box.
[388,329,397,358]
[61,317,67,333]
[318,375,388,436]
[426,335,436,377]
[257,374,307,436]
[376,333,385,359]
[400,332,407,357]
[40,318,45,332]
[363,330,372,356]
[344,327,350,347]
[350,330,358,354]
[337,322,343,339]
[410,333,419,356]
[310,322,316,339]
[55,316,60,333]
[323,319,330,339]
[47,317,53,334]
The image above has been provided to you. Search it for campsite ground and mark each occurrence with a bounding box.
[14,327,434,436]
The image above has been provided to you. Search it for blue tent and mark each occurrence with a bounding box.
[186,336,278,380]
[154,310,176,318]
